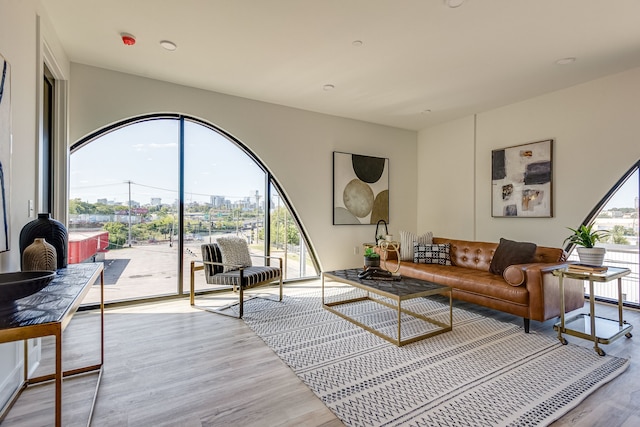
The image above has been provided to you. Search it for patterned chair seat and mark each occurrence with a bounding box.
[203,266,282,289]
[190,242,283,318]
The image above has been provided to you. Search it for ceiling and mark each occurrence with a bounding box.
[42,0,640,131]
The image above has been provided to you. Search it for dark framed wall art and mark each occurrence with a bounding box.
[491,139,553,218]
[333,151,389,225]
[0,53,11,251]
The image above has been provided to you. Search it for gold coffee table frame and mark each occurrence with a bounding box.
[322,269,452,346]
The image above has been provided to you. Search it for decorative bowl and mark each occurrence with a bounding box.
[0,271,56,304]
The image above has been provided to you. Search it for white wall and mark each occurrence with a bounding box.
[69,64,418,271]
[418,67,640,248]
[416,115,476,238]
[0,0,70,411]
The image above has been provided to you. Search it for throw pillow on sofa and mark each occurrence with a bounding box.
[414,243,451,265]
[489,238,537,275]
[400,230,433,261]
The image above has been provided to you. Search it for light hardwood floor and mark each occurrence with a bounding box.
[2,282,639,427]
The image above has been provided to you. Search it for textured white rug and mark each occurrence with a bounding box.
[233,289,629,427]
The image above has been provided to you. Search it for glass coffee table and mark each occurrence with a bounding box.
[322,269,452,346]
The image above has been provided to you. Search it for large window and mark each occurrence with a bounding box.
[567,162,639,307]
[70,115,318,305]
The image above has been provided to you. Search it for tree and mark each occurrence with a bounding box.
[609,225,630,245]
[104,222,128,249]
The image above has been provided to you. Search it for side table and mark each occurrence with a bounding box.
[0,263,104,426]
[553,266,632,356]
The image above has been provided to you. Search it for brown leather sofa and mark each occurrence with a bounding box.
[382,237,584,332]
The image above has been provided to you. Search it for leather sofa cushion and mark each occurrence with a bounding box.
[398,262,529,305]
[434,238,497,271]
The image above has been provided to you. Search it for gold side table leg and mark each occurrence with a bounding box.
[618,277,624,327]
[397,300,402,347]
[557,275,566,343]
[588,278,604,355]
[55,326,62,427]
[449,289,453,328]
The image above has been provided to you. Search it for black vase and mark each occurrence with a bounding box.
[19,213,68,269]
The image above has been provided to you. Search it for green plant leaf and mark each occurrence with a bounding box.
[563,224,610,248]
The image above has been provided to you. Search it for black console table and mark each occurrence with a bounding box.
[0,263,104,427]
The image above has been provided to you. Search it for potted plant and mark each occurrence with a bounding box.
[364,246,381,269]
[563,224,610,266]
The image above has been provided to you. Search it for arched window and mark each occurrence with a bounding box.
[69,115,318,305]
[566,161,639,307]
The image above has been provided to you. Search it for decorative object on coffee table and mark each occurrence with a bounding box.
[374,219,388,244]
[378,239,401,273]
[19,213,68,269]
[563,223,609,266]
[22,238,57,271]
[363,246,380,269]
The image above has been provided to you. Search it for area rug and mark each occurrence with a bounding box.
[230,289,629,427]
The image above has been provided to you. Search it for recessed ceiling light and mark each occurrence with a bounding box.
[444,0,465,8]
[555,57,576,65]
[352,40,363,47]
[323,84,335,91]
[160,40,177,51]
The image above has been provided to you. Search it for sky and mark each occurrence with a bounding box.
[70,119,266,206]
[604,169,638,209]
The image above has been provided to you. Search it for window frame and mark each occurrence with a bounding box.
[70,114,320,305]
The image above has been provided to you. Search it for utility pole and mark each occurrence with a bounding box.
[125,180,132,247]
[255,190,261,243]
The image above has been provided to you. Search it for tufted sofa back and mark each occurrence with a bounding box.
[433,237,566,272]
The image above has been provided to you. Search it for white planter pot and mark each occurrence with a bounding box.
[576,247,606,266]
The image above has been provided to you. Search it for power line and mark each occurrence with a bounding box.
[72,180,261,201]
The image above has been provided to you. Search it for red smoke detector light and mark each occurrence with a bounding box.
[121,33,136,46]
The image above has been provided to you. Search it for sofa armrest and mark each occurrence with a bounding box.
[515,262,584,322]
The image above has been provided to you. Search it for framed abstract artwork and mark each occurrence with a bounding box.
[333,151,389,225]
[0,53,10,251]
[491,139,553,218]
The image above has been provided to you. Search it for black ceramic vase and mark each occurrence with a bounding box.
[19,213,68,269]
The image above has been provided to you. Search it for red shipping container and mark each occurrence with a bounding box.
[68,231,109,264]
